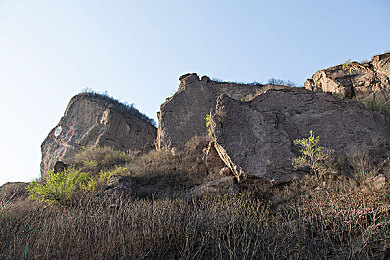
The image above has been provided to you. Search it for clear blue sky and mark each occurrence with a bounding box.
[0,0,389,185]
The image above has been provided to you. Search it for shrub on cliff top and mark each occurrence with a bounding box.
[79,88,156,126]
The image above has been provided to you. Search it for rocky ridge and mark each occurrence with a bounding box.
[304,52,390,102]
[39,52,390,184]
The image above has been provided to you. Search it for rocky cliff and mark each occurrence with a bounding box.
[210,89,390,182]
[156,73,288,149]
[40,93,157,178]
[304,52,390,102]
[41,54,390,183]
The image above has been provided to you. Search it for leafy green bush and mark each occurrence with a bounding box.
[27,166,127,205]
[292,130,334,175]
[27,168,90,205]
[204,113,212,136]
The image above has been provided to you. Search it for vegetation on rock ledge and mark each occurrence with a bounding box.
[79,88,156,126]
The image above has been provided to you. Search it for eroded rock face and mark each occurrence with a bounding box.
[156,73,288,149]
[211,89,390,182]
[304,52,390,102]
[41,93,157,178]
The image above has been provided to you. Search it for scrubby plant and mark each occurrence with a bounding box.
[210,77,264,86]
[292,130,334,176]
[204,113,212,136]
[27,168,91,205]
[211,77,224,82]
[74,146,130,173]
[332,92,348,101]
[267,78,296,87]
[362,98,390,124]
[79,89,156,126]
[3,147,390,258]
[82,166,127,192]
[27,166,127,205]
[342,59,353,70]
[248,81,262,86]
[0,199,7,218]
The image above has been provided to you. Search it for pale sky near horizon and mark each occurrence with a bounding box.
[0,0,389,186]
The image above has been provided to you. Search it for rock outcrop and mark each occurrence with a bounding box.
[304,52,390,102]
[156,73,288,149]
[210,89,390,182]
[103,175,136,197]
[41,93,157,178]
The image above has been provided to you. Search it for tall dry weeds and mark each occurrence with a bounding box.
[1,147,389,259]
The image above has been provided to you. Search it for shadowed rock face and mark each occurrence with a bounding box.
[211,89,390,182]
[41,94,157,178]
[304,52,390,102]
[156,73,289,150]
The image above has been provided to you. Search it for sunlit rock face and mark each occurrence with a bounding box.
[156,73,289,150]
[305,52,390,103]
[210,89,390,182]
[40,93,157,178]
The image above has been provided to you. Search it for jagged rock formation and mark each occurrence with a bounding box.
[210,89,390,182]
[41,93,157,178]
[304,52,390,102]
[156,73,288,149]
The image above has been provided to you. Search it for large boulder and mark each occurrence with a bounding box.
[41,93,157,178]
[156,73,288,149]
[210,89,390,182]
[304,52,390,102]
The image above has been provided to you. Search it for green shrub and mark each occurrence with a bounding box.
[27,168,90,205]
[204,113,212,136]
[82,166,128,192]
[27,166,127,205]
[292,130,334,175]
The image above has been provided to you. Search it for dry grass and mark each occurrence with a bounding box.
[0,193,319,259]
[1,147,389,259]
[72,146,131,174]
[124,147,210,198]
[71,142,211,199]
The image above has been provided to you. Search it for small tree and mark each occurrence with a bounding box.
[292,130,334,176]
[27,168,91,206]
[204,113,212,136]
[27,166,127,206]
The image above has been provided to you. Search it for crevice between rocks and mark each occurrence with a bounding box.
[208,141,245,182]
